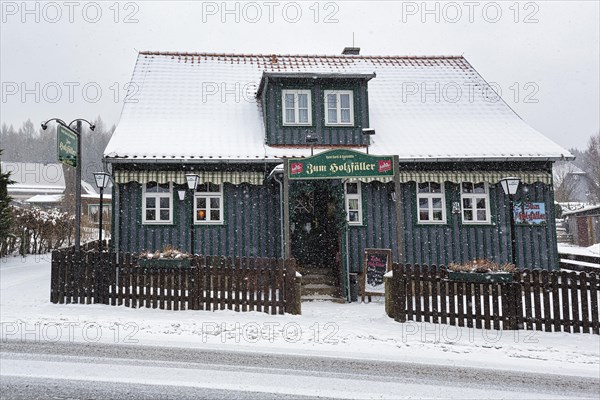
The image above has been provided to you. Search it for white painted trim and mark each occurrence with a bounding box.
[281,89,312,126]
[324,90,354,126]
[142,182,173,225]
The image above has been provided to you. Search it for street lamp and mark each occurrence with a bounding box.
[362,128,375,154]
[93,172,110,252]
[42,118,95,252]
[185,174,199,254]
[306,134,318,156]
[500,177,521,266]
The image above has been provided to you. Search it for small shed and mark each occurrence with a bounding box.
[563,205,600,247]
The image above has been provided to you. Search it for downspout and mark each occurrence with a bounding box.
[273,174,285,261]
[343,179,350,302]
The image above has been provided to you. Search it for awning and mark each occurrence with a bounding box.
[397,170,552,185]
[114,170,265,185]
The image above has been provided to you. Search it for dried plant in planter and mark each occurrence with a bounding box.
[447,259,516,274]
[138,245,192,260]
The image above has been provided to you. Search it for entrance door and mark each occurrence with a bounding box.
[290,182,343,276]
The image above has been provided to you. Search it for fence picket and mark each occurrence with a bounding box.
[551,272,561,332]
[570,271,580,333]
[589,273,599,335]
[580,272,590,334]
[541,270,552,332]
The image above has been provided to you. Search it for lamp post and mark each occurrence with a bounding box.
[93,172,110,252]
[362,128,375,154]
[500,177,521,266]
[185,174,199,254]
[42,118,95,252]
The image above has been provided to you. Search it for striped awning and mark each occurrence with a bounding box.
[397,170,552,185]
[114,170,265,185]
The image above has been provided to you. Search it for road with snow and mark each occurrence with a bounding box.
[1,340,598,399]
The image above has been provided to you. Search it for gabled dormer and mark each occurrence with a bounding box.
[256,72,375,147]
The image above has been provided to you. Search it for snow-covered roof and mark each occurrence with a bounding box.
[105,52,572,163]
[1,162,65,194]
[25,194,63,203]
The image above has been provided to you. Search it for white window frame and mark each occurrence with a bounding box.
[142,182,173,225]
[194,183,224,225]
[417,182,447,224]
[324,90,354,126]
[345,181,363,226]
[282,89,312,126]
[460,182,491,224]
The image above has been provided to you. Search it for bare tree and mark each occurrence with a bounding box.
[553,161,579,202]
[583,131,600,203]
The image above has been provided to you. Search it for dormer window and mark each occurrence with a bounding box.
[325,90,354,126]
[282,89,312,126]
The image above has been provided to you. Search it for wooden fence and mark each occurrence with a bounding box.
[559,252,600,273]
[51,249,301,315]
[388,264,600,334]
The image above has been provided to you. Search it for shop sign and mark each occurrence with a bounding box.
[57,124,78,167]
[514,202,546,225]
[288,149,395,180]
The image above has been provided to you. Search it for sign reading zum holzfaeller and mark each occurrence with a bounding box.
[288,149,395,180]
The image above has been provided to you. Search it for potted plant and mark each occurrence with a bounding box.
[446,259,516,283]
[138,245,193,268]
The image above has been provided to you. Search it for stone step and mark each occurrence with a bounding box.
[302,293,346,303]
[301,274,338,286]
[302,284,340,297]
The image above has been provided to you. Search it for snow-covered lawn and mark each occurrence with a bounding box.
[558,243,600,257]
[1,254,599,378]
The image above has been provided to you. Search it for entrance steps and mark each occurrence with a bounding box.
[299,267,345,303]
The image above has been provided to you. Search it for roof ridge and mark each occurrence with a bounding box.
[138,51,465,59]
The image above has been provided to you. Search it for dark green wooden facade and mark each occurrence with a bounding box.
[260,77,371,146]
[115,180,282,259]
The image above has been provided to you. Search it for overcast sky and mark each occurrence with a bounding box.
[1,0,598,151]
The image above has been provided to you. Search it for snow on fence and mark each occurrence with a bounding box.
[50,249,301,315]
[388,264,600,335]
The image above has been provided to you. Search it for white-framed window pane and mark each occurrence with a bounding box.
[462,182,473,193]
[159,210,170,220]
[432,198,442,209]
[210,197,220,209]
[146,210,155,220]
[341,109,350,123]
[474,183,486,193]
[285,109,295,123]
[419,198,429,209]
[464,210,473,221]
[433,211,443,221]
[430,182,442,193]
[477,210,487,220]
[348,198,359,210]
[146,197,155,209]
[298,109,308,123]
[346,183,358,194]
[210,210,220,220]
[159,197,169,209]
[298,94,308,108]
[285,94,294,108]
[340,93,350,108]
[349,211,359,222]
[418,183,429,193]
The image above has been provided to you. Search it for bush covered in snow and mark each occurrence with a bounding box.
[3,206,74,255]
[138,245,191,260]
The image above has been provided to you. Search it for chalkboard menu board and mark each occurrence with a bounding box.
[362,248,392,299]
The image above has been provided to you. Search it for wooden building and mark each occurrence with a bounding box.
[104,49,572,301]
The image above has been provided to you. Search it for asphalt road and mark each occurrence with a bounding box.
[1,340,598,399]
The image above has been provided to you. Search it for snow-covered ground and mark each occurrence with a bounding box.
[1,254,599,379]
[558,243,600,257]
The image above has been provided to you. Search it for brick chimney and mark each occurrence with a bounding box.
[342,47,360,55]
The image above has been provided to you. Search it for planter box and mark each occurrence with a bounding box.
[448,271,513,283]
[138,259,192,268]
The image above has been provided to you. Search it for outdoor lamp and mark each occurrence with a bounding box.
[92,172,110,252]
[185,174,200,254]
[362,128,375,154]
[500,177,521,266]
[500,177,520,196]
[306,134,318,156]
